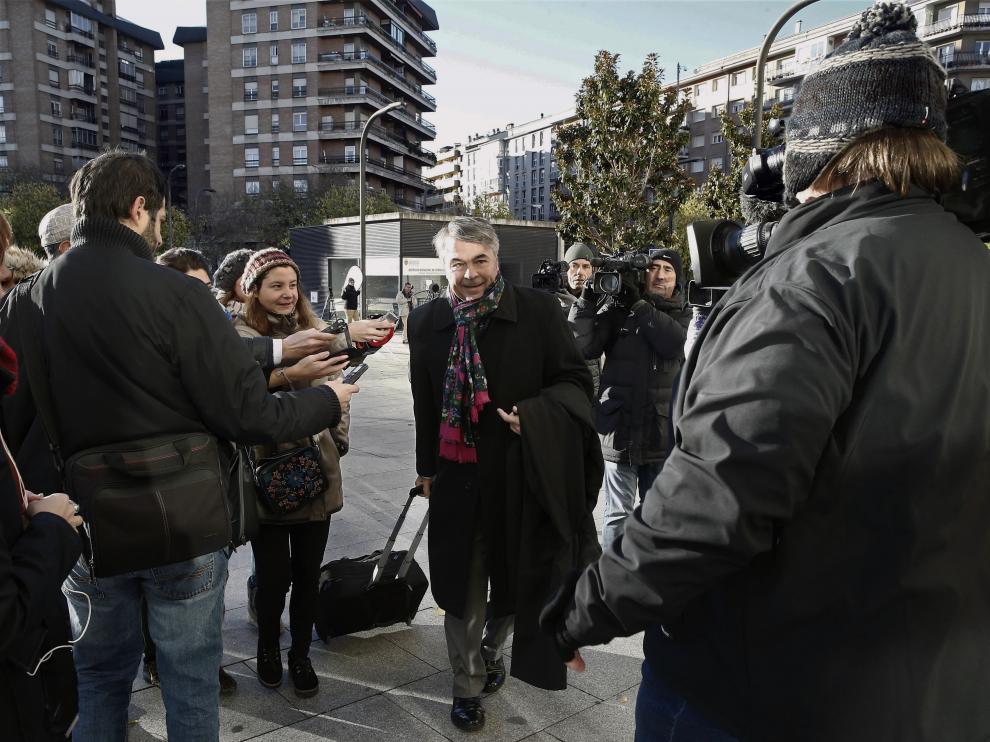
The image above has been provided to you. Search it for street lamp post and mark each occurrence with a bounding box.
[359,101,401,318]
[166,163,186,250]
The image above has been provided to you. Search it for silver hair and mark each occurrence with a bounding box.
[432,217,499,262]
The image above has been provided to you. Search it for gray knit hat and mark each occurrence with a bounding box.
[783,2,947,204]
[563,242,595,264]
[212,248,253,293]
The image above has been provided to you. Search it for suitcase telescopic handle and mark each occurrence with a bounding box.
[397,508,429,580]
[370,488,420,586]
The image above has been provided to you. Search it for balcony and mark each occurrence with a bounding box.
[316,48,436,109]
[366,0,437,56]
[67,53,94,67]
[765,59,815,85]
[316,118,436,165]
[315,14,436,82]
[918,14,990,39]
[940,51,990,70]
[318,152,430,189]
[315,86,435,137]
[70,111,97,123]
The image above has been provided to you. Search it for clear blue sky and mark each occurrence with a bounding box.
[117,0,868,146]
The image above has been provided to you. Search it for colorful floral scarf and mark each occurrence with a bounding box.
[438,275,505,463]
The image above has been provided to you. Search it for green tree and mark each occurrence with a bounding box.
[669,189,711,282]
[552,51,693,255]
[700,101,783,222]
[311,185,397,223]
[468,194,510,220]
[158,206,191,252]
[0,181,65,255]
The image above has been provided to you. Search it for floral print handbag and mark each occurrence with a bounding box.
[250,437,327,514]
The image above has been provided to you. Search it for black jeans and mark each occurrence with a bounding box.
[251,519,331,656]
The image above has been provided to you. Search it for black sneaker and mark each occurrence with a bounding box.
[256,643,283,688]
[219,666,238,696]
[287,649,319,698]
[482,656,506,695]
[450,696,485,733]
[142,658,159,686]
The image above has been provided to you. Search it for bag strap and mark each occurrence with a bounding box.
[12,280,65,479]
[370,489,418,586]
[396,507,429,580]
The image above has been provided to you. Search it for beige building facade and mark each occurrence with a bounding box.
[0,0,162,185]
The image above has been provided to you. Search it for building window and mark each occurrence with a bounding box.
[692,109,707,123]
[293,178,308,193]
[712,103,725,116]
[0,125,6,144]
[691,134,705,148]
[292,145,308,165]
[730,99,746,114]
[690,160,704,173]
[136,71,145,90]
[972,78,990,91]
[712,133,724,144]
[45,7,57,27]
[49,68,60,88]
[272,145,280,166]
[710,157,724,171]
[271,79,280,98]
[68,69,85,90]
[0,96,4,114]
[120,86,137,104]
[159,127,168,141]
[344,145,356,163]
[242,12,257,34]
[50,98,62,117]
[246,179,260,195]
[272,112,280,132]
[244,81,258,101]
[292,77,306,97]
[539,167,545,181]
[712,77,721,92]
[243,47,258,68]
[175,83,183,97]
[936,43,955,65]
[291,7,307,29]
[53,155,63,173]
[159,106,169,120]
[270,44,279,65]
[158,84,168,96]
[52,125,63,146]
[976,40,990,56]
[71,127,97,148]
[119,59,135,80]
[530,171,537,186]
[0,154,9,171]
[731,70,748,86]
[694,83,707,97]
[388,23,405,45]
[245,114,259,135]
[245,147,260,168]
[292,111,307,132]
[69,12,93,36]
[47,37,58,58]
[176,105,185,121]
[776,87,794,103]
[291,41,306,64]
[270,9,279,30]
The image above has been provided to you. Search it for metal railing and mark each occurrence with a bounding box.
[318,152,429,185]
[918,14,990,38]
[67,53,93,67]
[940,51,990,69]
[315,119,436,163]
[317,48,436,107]
[316,14,436,80]
[314,85,435,134]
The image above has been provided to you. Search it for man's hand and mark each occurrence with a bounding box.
[617,271,641,308]
[496,405,521,435]
[326,380,359,410]
[349,319,394,343]
[27,493,83,529]
[285,351,349,385]
[415,475,432,499]
[282,328,334,362]
[566,650,586,673]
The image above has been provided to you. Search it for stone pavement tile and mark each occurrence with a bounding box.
[370,606,450,671]
[249,693,449,741]
[386,660,599,742]
[543,685,638,742]
[262,633,441,715]
[564,640,644,701]
[126,661,313,742]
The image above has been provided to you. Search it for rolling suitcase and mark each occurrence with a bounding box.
[316,489,429,639]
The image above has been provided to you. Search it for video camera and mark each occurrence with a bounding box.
[590,252,651,296]
[686,88,990,308]
[531,259,569,293]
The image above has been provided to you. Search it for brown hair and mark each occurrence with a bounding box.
[0,213,11,259]
[70,149,166,222]
[242,266,320,336]
[156,247,209,275]
[811,128,960,197]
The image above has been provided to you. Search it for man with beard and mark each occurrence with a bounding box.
[0,150,356,741]
[570,247,690,551]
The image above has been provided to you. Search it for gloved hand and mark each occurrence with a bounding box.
[539,570,582,662]
[580,284,598,303]
[617,270,641,309]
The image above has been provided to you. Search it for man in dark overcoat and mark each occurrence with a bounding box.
[408,216,599,733]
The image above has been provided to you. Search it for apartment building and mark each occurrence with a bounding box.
[678,0,990,185]
[424,142,460,212]
[173,26,210,216]
[155,59,187,208]
[452,109,576,222]
[204,0,438,209]
[0,0,162,184]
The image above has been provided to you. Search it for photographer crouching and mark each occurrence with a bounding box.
[570,247,690,552]
[541,5,990,742]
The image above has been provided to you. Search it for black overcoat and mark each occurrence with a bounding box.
[408,285,593,621]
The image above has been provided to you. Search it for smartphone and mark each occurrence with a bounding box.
[343,362,368,384]
[382,311,399,324]
[330,347,365,364]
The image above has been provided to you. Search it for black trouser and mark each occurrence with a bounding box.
[251,519,331,656]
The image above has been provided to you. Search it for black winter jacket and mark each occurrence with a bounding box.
[571,291,690,465]
[558,183,990,742]
[0,217,341,474]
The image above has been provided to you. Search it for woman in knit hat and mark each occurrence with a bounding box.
[234,247,351,698]
[213,248,253,318]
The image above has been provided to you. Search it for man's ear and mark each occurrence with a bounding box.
[125,196,146,226]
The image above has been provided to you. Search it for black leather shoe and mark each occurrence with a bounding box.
[142,658,159,686]
[451,696,485,733]
[287,649,319,698]
[219,666,238,695]
[256,643,283,688]
[483,657,506,694]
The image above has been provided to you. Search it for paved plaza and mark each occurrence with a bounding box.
[127,338,644,741]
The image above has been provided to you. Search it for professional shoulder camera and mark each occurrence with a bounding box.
[590,252,651,296]
[531,259,568,292]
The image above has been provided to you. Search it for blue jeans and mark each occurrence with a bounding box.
[636,661,739,742]
[66,550,228,742]
[601,461,662,552]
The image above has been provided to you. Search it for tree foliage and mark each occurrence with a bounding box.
[311,185,397,223]
[469,194,511,221]
[699,101,783,222]
[0,181,65,255]
[553,51,693,255]
[158,206,192,252]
